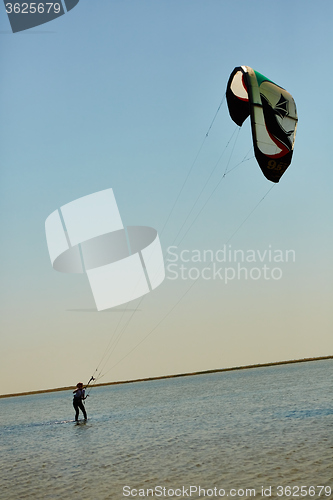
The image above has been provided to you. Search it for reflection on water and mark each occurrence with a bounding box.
[0,360,332,500]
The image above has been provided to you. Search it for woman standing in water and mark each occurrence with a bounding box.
[73,382,87,421]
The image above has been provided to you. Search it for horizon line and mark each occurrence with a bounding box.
[1,355,332,399]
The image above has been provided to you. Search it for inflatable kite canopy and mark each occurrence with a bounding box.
[226,66,298,183]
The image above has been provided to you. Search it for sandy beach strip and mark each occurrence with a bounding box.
[1,355,332,399]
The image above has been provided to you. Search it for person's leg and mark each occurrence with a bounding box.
[73,400,79,421]
[78,400,87,420]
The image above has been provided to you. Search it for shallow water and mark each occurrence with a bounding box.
[1,360,332,500]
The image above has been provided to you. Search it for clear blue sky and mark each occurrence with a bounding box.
[1,0,332,394]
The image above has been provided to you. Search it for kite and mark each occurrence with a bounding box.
[226,66,298,182]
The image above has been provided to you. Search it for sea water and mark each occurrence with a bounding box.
[0,360,332,500]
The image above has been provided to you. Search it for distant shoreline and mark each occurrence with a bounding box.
[1,355,332,399]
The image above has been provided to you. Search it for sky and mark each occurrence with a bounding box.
[0,0,332,395]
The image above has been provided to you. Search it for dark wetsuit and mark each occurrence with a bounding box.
[73,389,87,421]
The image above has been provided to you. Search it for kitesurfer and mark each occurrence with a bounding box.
[73,382,87,421]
